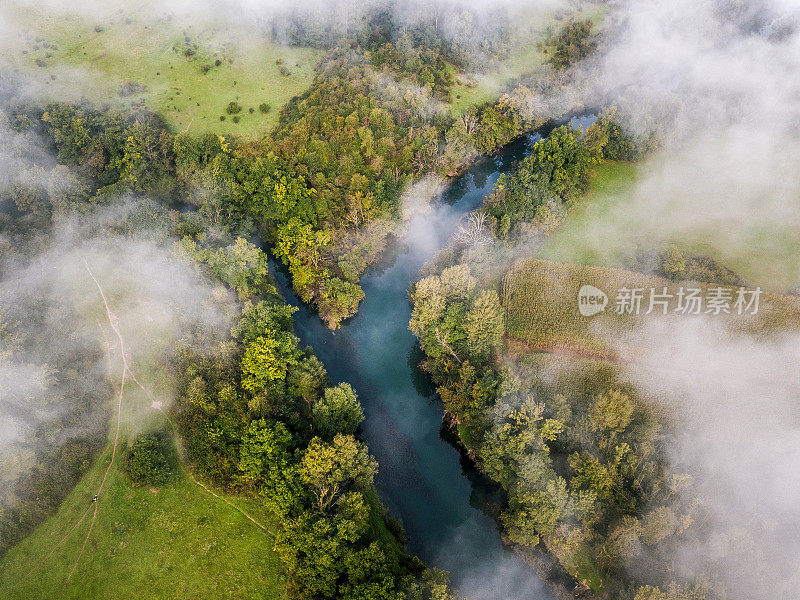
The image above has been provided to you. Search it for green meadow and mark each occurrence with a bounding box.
[2,2,322,138]
[540,157,800,291]
[0,410,287,600]
[540,159,641,265]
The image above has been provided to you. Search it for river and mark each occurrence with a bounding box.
[270,115,596,600]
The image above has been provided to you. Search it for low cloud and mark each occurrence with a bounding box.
[616,316,800,599]
[0,201,234,482]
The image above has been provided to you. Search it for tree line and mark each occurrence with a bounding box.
[408,109,742,600]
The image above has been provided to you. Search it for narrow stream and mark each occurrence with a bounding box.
[271,115,595,599]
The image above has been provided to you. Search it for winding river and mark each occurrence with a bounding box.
[271,115,595,600]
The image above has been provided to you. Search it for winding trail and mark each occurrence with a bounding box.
[15,259,273,597]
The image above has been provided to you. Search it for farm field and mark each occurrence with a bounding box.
[0,411,286,600]
[0,1,322,138]
[501,258,800,359]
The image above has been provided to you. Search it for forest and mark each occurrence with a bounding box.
[408,102,800,600]
[4,2,798,600]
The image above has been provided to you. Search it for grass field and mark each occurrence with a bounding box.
[0,409,287,600]
[501,258,800,359]
[540,160,641,265]
[1,2,322,138]
[539,156,800,291]
[448,2,607,116]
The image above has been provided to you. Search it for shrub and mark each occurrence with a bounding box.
[258,103,271,114]
[226,101,242,115]
[122,430,176,486]
[122,429,177,485]
[232,116,240,124]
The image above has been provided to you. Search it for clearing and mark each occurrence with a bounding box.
[0,410,287,600]
[1,1,322,138]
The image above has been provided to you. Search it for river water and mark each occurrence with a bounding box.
[271,116,595,600]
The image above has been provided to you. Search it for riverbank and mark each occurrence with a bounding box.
[268,115,601,599]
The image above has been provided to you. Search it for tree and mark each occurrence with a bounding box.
[502,476,572,547]
[240,330,299,394]
[238,419,300,517]
[234,300,297,346]
[123,430,175,486]
[300,434,377,514]
[548,19,596,70]
[588,389,635,436]
[634,587,668,600]
[317,276,365,328]
[465,289,504,361]
[313,383,365,439]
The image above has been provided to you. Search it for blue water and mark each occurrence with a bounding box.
[271,116,595,599]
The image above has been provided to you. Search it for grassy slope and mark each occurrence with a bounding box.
[448,2,607,116]
[1,2,321,138]
[540,160,640,265]
[0,410,286,600]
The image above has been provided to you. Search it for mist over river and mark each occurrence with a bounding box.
[270,115,595,599]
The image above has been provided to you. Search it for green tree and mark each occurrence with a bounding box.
[239,419,301,517]
[123,430,175,486]
[465,289,504,361]
[313,384,365,439]
[241,331,299,394]
[300,434,377,514]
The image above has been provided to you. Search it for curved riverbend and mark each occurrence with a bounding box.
[271,116,595,600]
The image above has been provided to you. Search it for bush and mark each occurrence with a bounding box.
[122,430,176,486]
[258,103,271,114]
[312,383,364,439]
[226,101,242,115]
[232,116,240,124]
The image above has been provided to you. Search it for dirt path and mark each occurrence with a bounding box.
[14,260,273,597]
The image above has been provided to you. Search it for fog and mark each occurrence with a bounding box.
[0,201,234,511]
[613,317,800,599]
[552,1,800,596]
[0,203,234,447]
[557,0,800,288]
[2,0,800,597]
